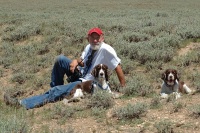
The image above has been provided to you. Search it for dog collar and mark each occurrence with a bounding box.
[92,81,109,90]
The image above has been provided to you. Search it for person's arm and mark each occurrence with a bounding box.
[70,58,84,73]
[115,64,126,87]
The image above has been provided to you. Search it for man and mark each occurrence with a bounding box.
[4,27,125,109]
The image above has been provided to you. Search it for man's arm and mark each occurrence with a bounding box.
[115,64,126,87]
[70,58,84,73]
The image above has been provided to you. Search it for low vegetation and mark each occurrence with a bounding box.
[0,0,200,132]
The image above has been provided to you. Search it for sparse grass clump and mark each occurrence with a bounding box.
[188,71,200,92]
[0,0,200,132]
[177,51,200,67]
[87,91,114,109]
[91,106,106,118]
[154,119,174,133]
[0,107,30,133]
[171,102,184,113]
[112,102,148,120]
[50,103,85,120]
[188,104,200,118]
[150,96,162,109]
[121,74,154,97]
[11,72,34,84]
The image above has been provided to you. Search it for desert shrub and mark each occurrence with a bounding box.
[120,40,175,64]
[177,25,200,40]
[145,61,163,72]
[176,51,200,67]
[91,106,106,118]
[171,102,184,113]
[156,12,169,17]
[87,90,114,109]
[0,108,30,133]
[50,103,84,123]
[154,119,174,133]
[112,102,148,120]
[150,96,162,109]
[109,24,125,33]
[121,74,154,97]
[36,55,53,69]
[188,71,200,91]
[31,77,49,91]
[36,43,50,55]
[11,72,34,84]
[123,32,149,43]
[2,23,42,42]
[188,104,200,118]
[109,72,124,92]
[120,57,138,74]
[0,116,29,133]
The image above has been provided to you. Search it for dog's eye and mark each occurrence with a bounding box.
[172,71,176,74]
[166,71,170,74]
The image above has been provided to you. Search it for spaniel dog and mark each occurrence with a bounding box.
[65,64,112,103]
[160,69,192,99]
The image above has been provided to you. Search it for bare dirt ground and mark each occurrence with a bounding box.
[0,42,200,133]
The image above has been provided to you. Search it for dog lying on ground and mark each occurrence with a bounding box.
[65,64,112,103]
[160,68,192,99]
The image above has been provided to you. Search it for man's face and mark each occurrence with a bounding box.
[88,32,104,50]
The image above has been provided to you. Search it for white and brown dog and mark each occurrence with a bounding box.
[91,64,112,93]
[160,69,192,99]
[65,64,112,103]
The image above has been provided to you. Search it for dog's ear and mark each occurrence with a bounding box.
[91,68,97,77]
[105,69,109,82]
[161,71,166,80]
[176,70,180,81]
[102,64,109,81]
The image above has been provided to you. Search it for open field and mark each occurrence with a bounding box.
[0,0,200,132]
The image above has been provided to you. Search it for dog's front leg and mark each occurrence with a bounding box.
[160,93,169,99]
[183,84,192,94]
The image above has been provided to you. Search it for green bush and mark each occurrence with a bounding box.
[112,102,148,120]
[87,91,114,109]
[188,104,200,118]
[121,74,154,97]
[154,119,174,133]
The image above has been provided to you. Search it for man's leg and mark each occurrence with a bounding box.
[50,55,72,87]
[20,81,81,109]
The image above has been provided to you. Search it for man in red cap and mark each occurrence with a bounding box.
[4,27,125,109]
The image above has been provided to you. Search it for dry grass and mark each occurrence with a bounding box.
[0,0,200,132]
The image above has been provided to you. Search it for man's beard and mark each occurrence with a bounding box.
[90,42,102,50]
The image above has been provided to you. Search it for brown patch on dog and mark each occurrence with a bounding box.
[178,81,185,93]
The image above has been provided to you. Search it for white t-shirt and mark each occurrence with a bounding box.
[79,42,121,81]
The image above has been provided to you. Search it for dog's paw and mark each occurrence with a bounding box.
[160,93,169,99]
[167,92,180,101]
[63,99,69,105]
[172,92,181,100]
[111,92,123,99]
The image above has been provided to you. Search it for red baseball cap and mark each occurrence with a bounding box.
[88,27,103,35]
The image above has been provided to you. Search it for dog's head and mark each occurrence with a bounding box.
[91,64,109,81]
[161,69,179,86]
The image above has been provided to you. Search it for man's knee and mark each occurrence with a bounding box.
[55,55,66,63]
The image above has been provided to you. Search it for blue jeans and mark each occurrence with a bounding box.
[20,55,81,109]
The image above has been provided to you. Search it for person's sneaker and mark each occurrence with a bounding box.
[3,93,21,108]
